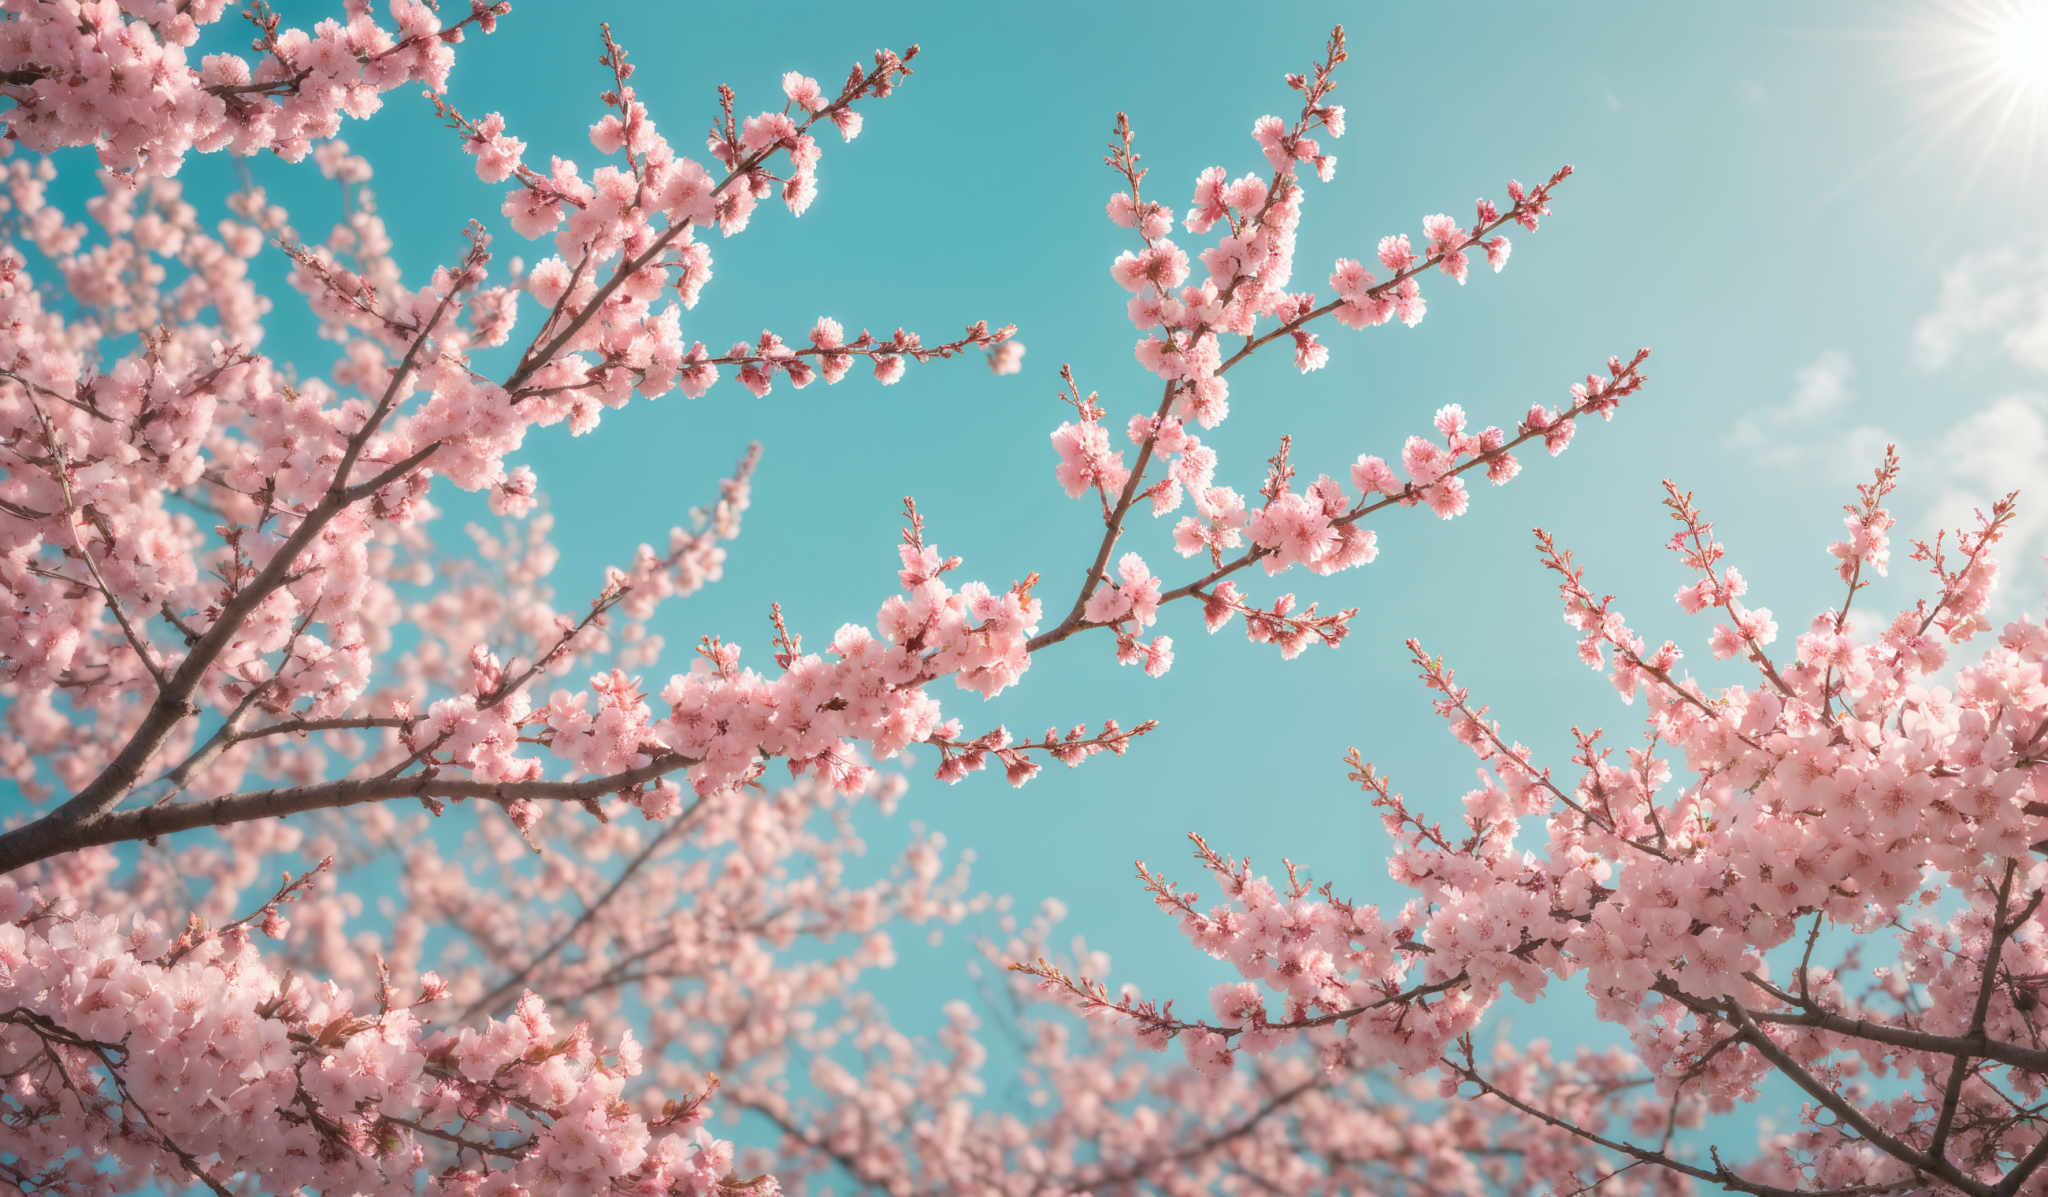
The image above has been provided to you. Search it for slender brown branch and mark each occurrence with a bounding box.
[1712,998,1993,1196]
[1932,863,2022,1161]
[453,800,705,1022]
[1444,1039,1911,1197]
[24,394,167,689]
[1025,351,1647,654]
[8,755,696,867]
[1079,1071,1326,1190]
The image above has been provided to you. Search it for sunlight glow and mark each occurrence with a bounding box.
[1990,3,2048,93]
[1878,0,2048,194]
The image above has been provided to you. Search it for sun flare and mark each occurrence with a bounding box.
[1988,2,2048,93]
[1878,0,2048,191]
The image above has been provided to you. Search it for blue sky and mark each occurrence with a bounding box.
[287,0,2048,1049]
[327,0,2046,1022]
[38,0,2048,1158]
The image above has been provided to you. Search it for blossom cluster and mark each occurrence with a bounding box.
[1040,459,2048,1193]
[1,0,508,176]
[728,891,1695,1194]
[0,7,1012,835]
[0,10,1672,1194]
[0,871,759,1195]
[1040,32,1628,683]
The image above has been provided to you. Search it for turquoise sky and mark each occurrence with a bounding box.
[330,0,2044,1026]
[33,0,2048,1168]
[298,0,2048,1057]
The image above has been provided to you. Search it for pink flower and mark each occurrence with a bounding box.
[1186,166,1229,233]
[1183,1029,1235,1078]
[466,112,525,182]
[782,71,829,113]
[1110,244,1191,293]
[1051,420,1130,499]
[1422,212,1470,283]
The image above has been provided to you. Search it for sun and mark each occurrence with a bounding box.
[1989,3,2048,93]
[1990,4,2048,91]
[1875,0,2048,193]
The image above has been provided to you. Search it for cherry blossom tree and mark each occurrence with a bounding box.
[1046,449,2048,1195]
[0,5,1657,1193]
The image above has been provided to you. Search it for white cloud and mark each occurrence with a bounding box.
[1913,246,2048,374]
[1724,269,2048,603]
[1904,244,2048,595]
[1930,394,2048,590]
[1725,350,1888,482]
[1723,357,2043,599]
[1936,393,2047,481]
[1786,350,1854,421]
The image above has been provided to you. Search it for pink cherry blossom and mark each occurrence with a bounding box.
[0,17,1683,1195]
[1044,453,2048,1196]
